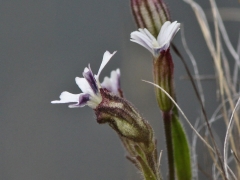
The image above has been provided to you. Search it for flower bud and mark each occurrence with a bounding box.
[95,89,154,145]
[153,49,174,112]
[130,0,171,37]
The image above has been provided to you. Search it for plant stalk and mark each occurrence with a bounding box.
[163,111,175,180]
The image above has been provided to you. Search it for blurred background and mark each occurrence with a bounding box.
[1,0,239,179]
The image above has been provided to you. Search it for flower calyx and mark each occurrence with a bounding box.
[95,88,154,146]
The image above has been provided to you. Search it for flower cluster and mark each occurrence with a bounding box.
[51,51,121,109]
[51,20,183,180]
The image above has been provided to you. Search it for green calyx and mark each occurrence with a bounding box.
[153,50,174,112]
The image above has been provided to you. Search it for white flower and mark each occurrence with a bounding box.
[130,21,180,57]
[51,51,120,109]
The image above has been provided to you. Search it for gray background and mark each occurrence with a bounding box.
[1,0,239,179]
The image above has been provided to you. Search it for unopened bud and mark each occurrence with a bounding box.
[95,89,153,145]
[130,0,171,37]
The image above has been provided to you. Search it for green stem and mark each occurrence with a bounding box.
[163,111,175,180]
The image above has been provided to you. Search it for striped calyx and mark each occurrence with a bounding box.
[130,0,170,37]
[153,49,174,112]
[95,89,153,145]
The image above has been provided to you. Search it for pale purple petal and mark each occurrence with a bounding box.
[101,69,121,96]
[130,39,153,54]
[142,28,156,42]
[157,21,180,51]
[97,51,117,78]
[114,69,121,90]
[168,22,180,42]
[130,30,154,53]
[101,76,111,90]
[51,91,79,104]
[75,77,93,94]
[131,30,153,47]
[68,93,90,108]
[131,21,180,56]
[82,66,98,94]
[157,21,171,42]
[161,21,179,46]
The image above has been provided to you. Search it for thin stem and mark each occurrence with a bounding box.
[163,111,175,180]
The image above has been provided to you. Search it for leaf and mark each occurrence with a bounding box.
[172,111,192,180]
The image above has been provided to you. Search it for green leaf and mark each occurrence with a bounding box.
[172,112,192,180]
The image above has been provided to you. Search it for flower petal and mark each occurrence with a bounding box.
[83,66,98,94]
[157,21,180,51]
[131,21,180,56]
[51,91,79,104]
[142,28,156,42]
[97,51,117,78]
[68,93,90,108]
[75,77,93,94]
[130,30,154,53]
[101,76,111,90]
[168,21,180,42]
[101,68,121,96]
[157,21,171,42]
